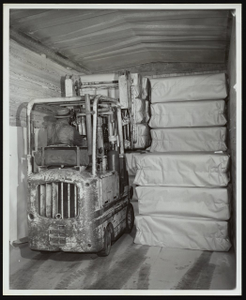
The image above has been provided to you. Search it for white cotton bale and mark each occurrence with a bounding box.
[133,124,151,150]
[141,77,151,100]
[150,73,227,103]
[136,186,231,220]
[134,215,231,251]
[149,100,227,128]
[149,127,227,152]
[125,151,147,176]
[134,152,230,187]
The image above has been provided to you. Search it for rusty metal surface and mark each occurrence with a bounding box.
[27,168,129,253]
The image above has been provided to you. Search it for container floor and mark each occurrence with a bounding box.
[9,202,236,291]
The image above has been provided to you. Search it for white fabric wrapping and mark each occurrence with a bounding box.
[136,186,230,220]
[150,73,227,103]
[142,77,151,100]
[125,151,147,176]
[129,175,138,201]
[133,124,151,149]
[134,153,230,187]
[149,100,227,128]
[133,99,146,123]
[150,127,227,152]
[133,99,150,124]
[134,215,231,251]
[131,73,142,99]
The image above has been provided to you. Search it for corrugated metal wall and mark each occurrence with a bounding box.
[9,39,78,127]
[10,9,231,73]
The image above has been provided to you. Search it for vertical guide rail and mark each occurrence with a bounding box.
[61,182,64,218]
[46,183,52,217]
[117,106,124,155]
[85,94,92,156]
[52,183,58,218]
[67,183,70,218]
[92,95,101,176]
[74,185,77,217]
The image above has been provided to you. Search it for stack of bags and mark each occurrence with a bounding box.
[133,73,232,251]
[125,75,151,201]
[130,74,151,150]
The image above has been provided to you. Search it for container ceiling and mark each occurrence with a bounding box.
[10,9,232,74]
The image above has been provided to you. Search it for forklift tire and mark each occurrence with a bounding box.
[125,203,134,233]
[98,225,112,257]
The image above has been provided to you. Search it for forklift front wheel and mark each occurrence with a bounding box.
[98,225,112,257]
[125,203,134,233]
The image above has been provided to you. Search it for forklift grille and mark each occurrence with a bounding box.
[37,183,78,219]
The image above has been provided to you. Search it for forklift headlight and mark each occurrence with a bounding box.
[28,213,35,221]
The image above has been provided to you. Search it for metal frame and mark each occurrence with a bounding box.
[26,94,124,177]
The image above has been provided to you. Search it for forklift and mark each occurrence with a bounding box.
[26,92,134,256]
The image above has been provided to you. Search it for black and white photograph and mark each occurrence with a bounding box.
[3,3,242,295]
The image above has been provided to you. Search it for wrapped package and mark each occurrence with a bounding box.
[125,151,147,176]
[136,186,231,220]
[129,175,138,201]
[142,77,151,100]
[133,124,151,149]
[150,127,227,152]
[134,215,231,251]
[134,153,230,187]
[131,73,142,99]
[119,74,129,109]
[149,100,227,128]
[150,73,227,103]
[133,98,146,123]
[132,98,150,123]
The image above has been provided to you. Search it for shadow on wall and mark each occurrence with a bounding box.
[15,102,28,127]
[9,126,28,242]
[10,100,49,242]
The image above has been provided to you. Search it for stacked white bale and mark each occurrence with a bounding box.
[150,73,227,103]
[133,72,231,251]
[133,124,151,150]
[125,151,146,176]
[136,186,231,220]
[134,215,231,251]
[149,100,227,128]
[133,153,230,188]
[131,74,151,149]
[150,127,227,152]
